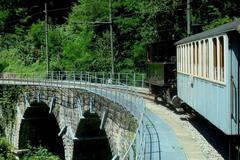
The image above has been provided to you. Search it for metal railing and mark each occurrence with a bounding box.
[0,72,146,160]
[0,71,147,88]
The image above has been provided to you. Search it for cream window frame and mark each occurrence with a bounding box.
[187,44,190,74]
[199,41,202,77]
[205,40,209,78]
[217,37,220,81]
[203,40,206,78]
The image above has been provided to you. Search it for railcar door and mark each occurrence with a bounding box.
[230,34,240,135]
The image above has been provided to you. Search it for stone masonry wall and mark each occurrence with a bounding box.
[4,86,138,160]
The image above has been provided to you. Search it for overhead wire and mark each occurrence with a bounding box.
[2,11,43,25]
[1,6,73,25]
[48,6,72,12]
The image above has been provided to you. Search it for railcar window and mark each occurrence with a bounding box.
[176,47,179,71]
[213,38,218,80]
[193,43,195,75]
[185,45,187,73]
[177,47,178,71]
[179,46,181,72]
[186,44,188,74]
[177,47,178,70]
[196,42,199,76]
[177,37,224,83]
[180,46,183,72]
[203,40,206,78]
[187,44,189,74]
[190,43,192,74]
[183,45,187,73]
[205,40,209,78]
[178,46,181,72]
[186,44,188,73]
[219,37,224,81]
[182,45,184,72]
[201,41,204,77]
[181,45,183,72]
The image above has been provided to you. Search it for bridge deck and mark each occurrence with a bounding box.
[0,78,190,160]
[144,108,187,159]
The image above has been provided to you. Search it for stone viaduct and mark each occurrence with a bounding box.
[5,85,138,160]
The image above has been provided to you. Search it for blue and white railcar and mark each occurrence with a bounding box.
[175,21,240,135]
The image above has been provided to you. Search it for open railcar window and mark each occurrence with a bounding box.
[205,40,209,78]
[219,37,224,82]
[186,44,189,74]
[189,44,192,74]
[201,41,204,77]
[213,38,218,80]
[184,45,188,73]
[181,46,183,72]
[193,43,195,75]
[196,42,199,76]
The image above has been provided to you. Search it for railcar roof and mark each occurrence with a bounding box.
[175,21,240,45]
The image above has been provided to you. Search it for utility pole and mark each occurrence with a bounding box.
[44,3,49,74]
[187,0,191,36]
[109,0,114,75]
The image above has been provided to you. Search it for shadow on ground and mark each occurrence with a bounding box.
[153,99,240,160]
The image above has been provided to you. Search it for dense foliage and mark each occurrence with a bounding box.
[0,139,60,160]
[0,137,15,160]
[0,86,17,160]
[0,86,18,131]
[0,0,239,73]
[0,85,59,159]
[21,147,60,160]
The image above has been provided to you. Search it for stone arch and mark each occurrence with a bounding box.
[18,98,65,159]
[10,86,139,160]
[90,93,138,158]
[72,110,112,160]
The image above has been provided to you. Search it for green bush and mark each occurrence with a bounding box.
[0,137,15,160]
[22,146,60,160]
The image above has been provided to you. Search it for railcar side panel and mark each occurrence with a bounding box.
[176,21,240,135]
[229,32,240,135]
[177,34,233,135]
[177,73,230,134]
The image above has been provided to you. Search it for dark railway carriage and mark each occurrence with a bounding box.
[146,40,176,102]
[175,21,240,135]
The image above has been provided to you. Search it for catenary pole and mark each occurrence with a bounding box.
[187,0,191,36]
[109,0,114,75]
[44,3,49,74]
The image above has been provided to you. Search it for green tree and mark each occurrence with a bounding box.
[1,0,240,74]
[203,16,233,30]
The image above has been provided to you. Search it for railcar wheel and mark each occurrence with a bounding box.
[180,103,189,112]
[154,90,165,103]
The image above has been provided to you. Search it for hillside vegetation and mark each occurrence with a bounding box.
[0,0,239,74]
